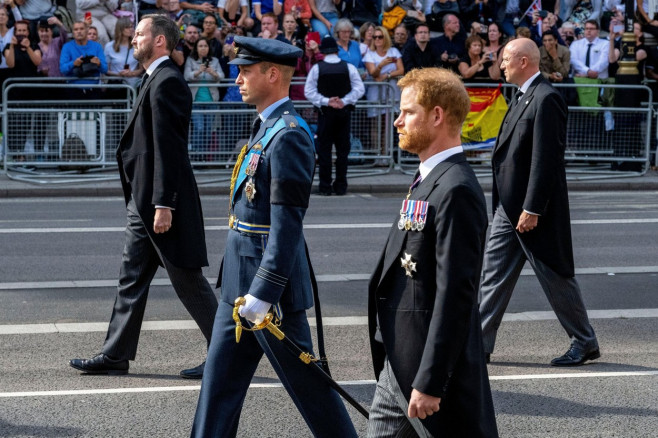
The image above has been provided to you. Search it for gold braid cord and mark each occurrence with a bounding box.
[232,298,319,364]
[228,143,249,217]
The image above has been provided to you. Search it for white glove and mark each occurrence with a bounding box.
[238,294,272,325]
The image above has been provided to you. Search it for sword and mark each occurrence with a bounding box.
[233,297,370,419]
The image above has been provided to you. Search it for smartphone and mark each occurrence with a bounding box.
[123,63,130,70]
[225,34,234,45]
[306,31,321,45]
[613,24,624,33]
[85,11,92,20]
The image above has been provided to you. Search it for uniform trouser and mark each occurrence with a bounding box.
[478,206,598,354]
[317,107,351,194]
[101,198,218,360]
[367,358,433,438]
[191,300,358,438]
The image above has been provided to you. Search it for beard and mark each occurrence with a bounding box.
[398,124,433,156]
[133,42,153,64]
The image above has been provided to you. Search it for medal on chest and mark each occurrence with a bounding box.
[244,144,262,203]
[398,199,429,232]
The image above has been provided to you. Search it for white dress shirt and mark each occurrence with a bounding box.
[304,54,366,108]
[419,146,464,180]
[570,37,610,78]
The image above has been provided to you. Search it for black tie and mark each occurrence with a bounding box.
[136,73,148,95]
[250,117,262,142]
[585,43,592,68]
[510,90,523,110]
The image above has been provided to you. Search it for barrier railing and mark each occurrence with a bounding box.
[1,78,652,182]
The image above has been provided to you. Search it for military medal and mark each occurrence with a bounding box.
[400,252,417,277]
[245,180,256,202]
[399,199,429,232]
[244,152,261,203]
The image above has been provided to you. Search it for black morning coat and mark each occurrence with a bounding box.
[116,59,209,269]
[368,153,499,437]
[492,75,575,277]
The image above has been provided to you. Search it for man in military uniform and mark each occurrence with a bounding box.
[304,36,364,196]
[190,36,357,438]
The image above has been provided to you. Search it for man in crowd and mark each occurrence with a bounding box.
[367,67,497,437]
[392,23,408,53]
[60,21,107,98]
[69,14,217,380]
[479,38,600,367]
[172,23,199,70]
[191,36,357,437]
[305,36,365,196]
[432,14,465,73]
[403,23,441,72]
[200,14,222,58]
[570,20,609,80]
[259,12,287,42]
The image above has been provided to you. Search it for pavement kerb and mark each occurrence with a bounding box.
[1,168,657,198]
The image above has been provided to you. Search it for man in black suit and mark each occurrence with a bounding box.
[367,68,497,437]
[69,14,218,379]
[479,38,600,367]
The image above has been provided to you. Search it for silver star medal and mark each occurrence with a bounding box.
[400,252,417,277]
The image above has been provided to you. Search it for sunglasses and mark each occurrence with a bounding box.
[373,35,385,39]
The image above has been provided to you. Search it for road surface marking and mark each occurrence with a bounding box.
[2,372,657,398]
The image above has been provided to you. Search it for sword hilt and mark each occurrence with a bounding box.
[233,296,284,342]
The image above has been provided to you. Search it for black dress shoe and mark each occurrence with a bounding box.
[551,345,601,367]
[180,361,205,379]
[69,353,129,375]
[314,190,331,196]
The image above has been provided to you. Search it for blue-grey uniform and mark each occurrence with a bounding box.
[191,36,357,438]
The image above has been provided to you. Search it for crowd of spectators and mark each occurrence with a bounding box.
[3,0,658,163]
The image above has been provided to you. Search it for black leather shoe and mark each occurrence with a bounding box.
[551,345,601,367]
[180,361,205,379]
[314,190,331,196]
[69,353,129,375]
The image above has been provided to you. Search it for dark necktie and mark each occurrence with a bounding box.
[585,42,592,68]
[136,73,148,95]
[250,117,262,142]
[509,90,523,110]
[406,172,422,199]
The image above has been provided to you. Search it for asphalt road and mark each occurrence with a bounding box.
[1,191,657,437]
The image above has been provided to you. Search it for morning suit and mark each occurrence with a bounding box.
[103,58,218,360]
[368,153,498,437]
[191,99,357,438]
[479,75,598,354]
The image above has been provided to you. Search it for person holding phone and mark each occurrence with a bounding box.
[184,37,223,153]
[73,0,119,47]
[539,30,570,83]
[104,17,143,87]
[458,34,500,82]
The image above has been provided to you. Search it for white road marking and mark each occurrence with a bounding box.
[1,309,657,335]
[2,218,658,234]
[1,372,657,398]
[1,266,657,291]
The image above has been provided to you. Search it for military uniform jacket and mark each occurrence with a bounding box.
[368,153,498,437]
[116,59,209,269]
[219,100,316,311]
[493,75,575,277]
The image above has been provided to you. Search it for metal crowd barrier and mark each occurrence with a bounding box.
[2,78,135,183]
[1,79,398,183]
[398,82,653,178]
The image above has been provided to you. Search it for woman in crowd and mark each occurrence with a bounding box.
[282,11,306,45]
[0,6,16,99]
[359,21,376,56]
[104,17,142,88]
[291,30,322,100]
[363,26,404,166]
[37,16,67,77]
[184,37,224,154]
[308,0,339,37]
[484,22,504,58]
[458,34,500,82]
[334,18,363,70]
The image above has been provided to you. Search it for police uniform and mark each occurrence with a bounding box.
[305,37,365,196]
[191,37,357,438]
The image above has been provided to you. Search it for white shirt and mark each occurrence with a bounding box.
[569,37,610,78]
[146,55,170,76]
[518,71,542,94]
[259,96,289,121]
[419,146,464,180]
[304,54,365,107]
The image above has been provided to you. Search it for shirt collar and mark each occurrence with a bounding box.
[519,70,541,94]
[419,145,463,180]
[146,56,170,76]
[259,97,290,121]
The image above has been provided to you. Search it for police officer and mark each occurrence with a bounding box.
[304,36,365,196]
[190,36,357,438]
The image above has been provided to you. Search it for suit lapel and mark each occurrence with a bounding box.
[494,76,542,156]
[376,154,462,288]
[124,60,170,133]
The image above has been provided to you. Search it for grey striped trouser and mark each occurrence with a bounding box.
[367,358,433,438]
